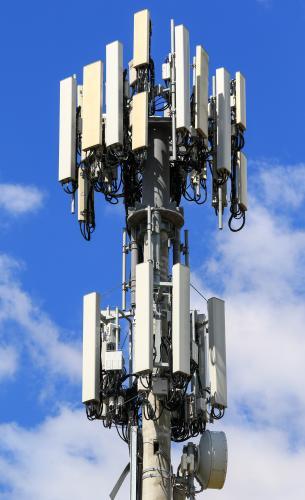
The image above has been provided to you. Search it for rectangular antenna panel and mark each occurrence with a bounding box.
[131,91,148,150]
[235,71,246,130]
[172,263,190,375]
[133,9,150,68]
[106,41,123,147]
[208,297,227,408]
[82,292,101,404]
[216,68,231,174]
[237,151,248,211]
[58,76,77,183]
[175,25,190,130]
[82,61,103,151]
[195,45,209,138]
[134,262,153,373]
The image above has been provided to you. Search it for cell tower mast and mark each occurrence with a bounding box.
[58,9,247,499]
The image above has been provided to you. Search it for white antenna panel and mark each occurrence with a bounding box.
[134,262,153,373]
[82,292,101,404]
[131,91,148,151]
[172,263,190,375]
[237,151,247,211]
[175,25,190,130]
[208,297,227,408]
[133,9,150,68]
[235,71,246,130]
[82,61,103,151]
[106,41,123,147]
[58,76,77,183]
[216,68,231,174]
[195,45,209,138]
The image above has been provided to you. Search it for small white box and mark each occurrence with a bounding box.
[104,351,123,371]
[172,263,190,375]
[82,61,103,151]
[216,68,231,174]
[133,9,150,68]
[175,25,190,130]
[162,62,170,81]
[58,76,77,183]
[131,91,148,151]
[152,377,168,396]
[106,41,123,147]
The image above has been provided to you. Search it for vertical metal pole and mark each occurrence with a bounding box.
[170,19,177,162]
[122,228,127,310]
[141,121,172,500]
[115,306,119,351]
[203,320,210,391]
[130,425,138,500]
[147,206,152,263]
[173,228,181,265]
[192,56,196,89]
[184,229,189,267]
[212,75,216,98]
[130,227,138,307]
[218,186,223,230]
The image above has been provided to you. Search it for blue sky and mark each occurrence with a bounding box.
[0,0,305,498]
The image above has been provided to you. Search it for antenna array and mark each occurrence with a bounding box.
[58,8,247,499]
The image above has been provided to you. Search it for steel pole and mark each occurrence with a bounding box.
[141,120,173,500]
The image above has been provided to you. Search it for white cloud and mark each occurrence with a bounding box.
[0,344,18,380]
[0,407,129,500]
[200,162,305,428]
[0,254,81,382]
[0,183,44,215]
[251,161,305,211]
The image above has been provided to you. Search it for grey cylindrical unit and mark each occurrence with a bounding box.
[142,118,171,209]
[197,430,228,490]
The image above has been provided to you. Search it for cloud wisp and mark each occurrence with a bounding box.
[0,345,18,381]
[0,407,128,500]
[0,253,82,383]
[0,183,44,216]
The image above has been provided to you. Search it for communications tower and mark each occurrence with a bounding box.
[58,9,247,499]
